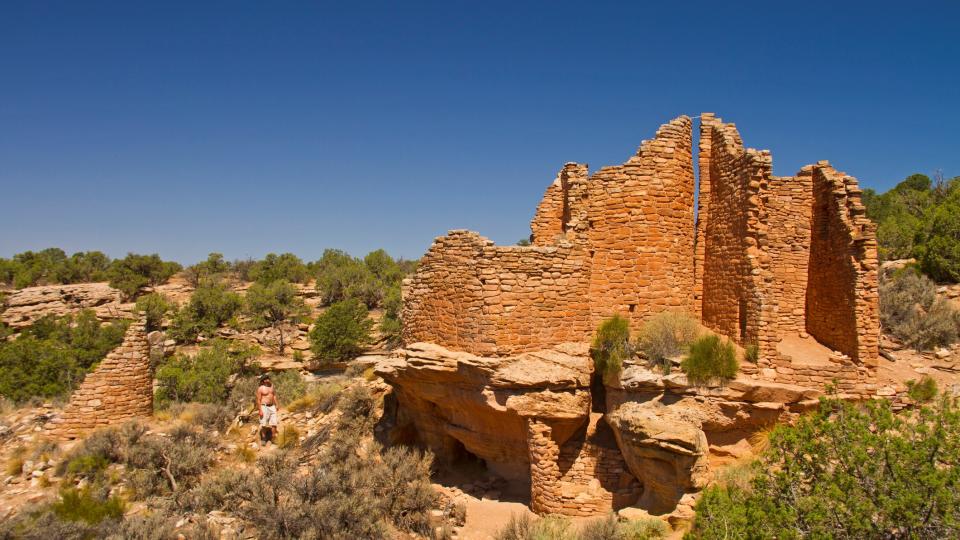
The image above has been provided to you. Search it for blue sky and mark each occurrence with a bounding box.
[1,1,958,263]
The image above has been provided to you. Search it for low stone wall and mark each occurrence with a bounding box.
[45,320,153,439]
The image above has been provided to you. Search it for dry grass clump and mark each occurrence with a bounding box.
[637,311,700,371]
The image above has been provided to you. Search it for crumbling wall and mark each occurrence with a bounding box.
[530,163,590,246]
[805,164,880,365]
[586,116,696,328]
[402,231,592,356]
[46,320,152,439]
[698,116,775,354]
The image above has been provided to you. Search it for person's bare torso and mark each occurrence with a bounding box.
[258,384,276,406]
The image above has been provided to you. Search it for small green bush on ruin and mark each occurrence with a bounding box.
[591,315,633,383]
[681,334,738,386]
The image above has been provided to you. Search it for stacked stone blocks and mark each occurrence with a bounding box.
[402,112,880,384]
[46,319,153,439]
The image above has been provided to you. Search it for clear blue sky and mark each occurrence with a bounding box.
[2,1,958,264]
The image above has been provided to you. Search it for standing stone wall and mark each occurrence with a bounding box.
[586,116,697,328]
[697,116,776,356]
[403,112,879,376]
[766,168,815,334]
[46,319,153,439]
[402,231,592,355]
[805,164,880,365]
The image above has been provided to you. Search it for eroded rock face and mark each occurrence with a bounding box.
[606,401,709,514]
[1,283,130,328]
[375,342,592,478]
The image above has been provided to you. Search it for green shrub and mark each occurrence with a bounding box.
[107,253,181,299]
[743,343,759,363]
[309,299,373,364]
[880,269,959,351]
[907,376,938,402]
[230,257,257,282]
[917,198,960,282]
[168,282,243,342]
[249,253,310,284]
[135,292,173,332]
[636,311,699,370]
[312,248,414,309]
[379,284,404,348]
[64,454,111,478]
[226,375,261,415]
[0,311,128,403]
[687,396,960,539]
[591,316,632,383]
[52,487,125,524]
[681,334,738,386]
[154,340,259,405]
[184,252,231,287]
[244,279,308,352]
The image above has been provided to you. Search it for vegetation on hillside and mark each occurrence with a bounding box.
[168,281,243,343]
[864,172,960,282]
[0,311,128,403]
[309,299,374,364]
[244,279,309,352]
[154,339,260,406]
[686,394,960,539]
[880,267,959,351]
[0,249,181,296]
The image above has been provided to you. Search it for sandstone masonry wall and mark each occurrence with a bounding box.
[766,169,814,334]
[697,116,776,356]
[46,320,152,439]
[403,112,879,378]
[402,231,592,355]
[805,164,880,365]
[586,116,696,328]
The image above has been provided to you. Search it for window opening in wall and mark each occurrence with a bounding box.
[738,298,748,341]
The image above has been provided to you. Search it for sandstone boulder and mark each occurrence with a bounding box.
[606,401,709,514]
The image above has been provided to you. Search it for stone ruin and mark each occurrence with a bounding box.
[402,113,879,389]
[45,319,153,439]
[379,113,881,520]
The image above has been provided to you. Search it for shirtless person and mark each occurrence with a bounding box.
[256,374,280,446]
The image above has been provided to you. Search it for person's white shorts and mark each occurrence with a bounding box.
[260,404,278,427]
